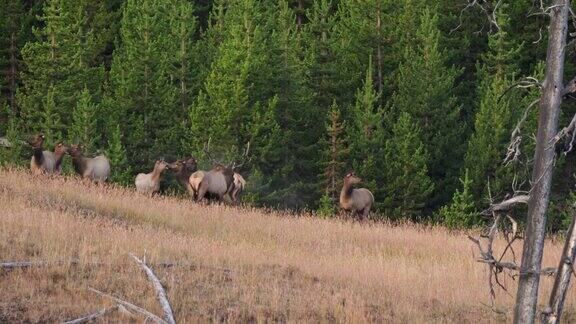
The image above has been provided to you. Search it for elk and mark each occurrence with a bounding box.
[68,144,110,182]
[339,172,374,219]
[168,157,198,196]
[194,140,249,203]
[29,134,68,175]
[135,160,169,195]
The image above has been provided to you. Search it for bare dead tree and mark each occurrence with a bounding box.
[457,0,574,322]
[514,2,570,322]
[542,205,576,323]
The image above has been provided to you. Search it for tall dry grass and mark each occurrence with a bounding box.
[0,167,574,323]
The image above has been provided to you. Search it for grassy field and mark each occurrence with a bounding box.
[0,168,574,323]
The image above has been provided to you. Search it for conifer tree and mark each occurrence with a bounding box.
[18,0,105,135]
[107,0,183,168]
[69,88,98,154]
[463,4,523,202]
[438,169,480,229]
[0,102,25,166]
[320,101,348,206]
[347,59,385,200]
[383,112,434,219]
[389,6,462,207]
[106,124,132,185]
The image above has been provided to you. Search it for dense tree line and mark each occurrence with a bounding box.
[1,0,576,228]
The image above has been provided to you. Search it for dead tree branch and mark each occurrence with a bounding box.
[504,99,540,165]
[63,306,118,324]
[130,253,176,324]
[88,287,167,324]
[482,195,530,215]
[0,259,79,270]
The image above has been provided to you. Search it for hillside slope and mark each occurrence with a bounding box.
[0,168,572,322]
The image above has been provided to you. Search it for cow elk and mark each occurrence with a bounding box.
[169,157,198,196]
[339,172,374,219]
[68,144,110,183]
[135,160,169,195]
[29,134,68,175]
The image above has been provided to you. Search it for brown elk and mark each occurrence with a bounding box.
[339,172,374,219]
[194,140,249,203]
[29,134,68,175]
[68,144,110,182]
[135,160,169,195]
[168,157,198,196]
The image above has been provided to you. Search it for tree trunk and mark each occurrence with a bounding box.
[543,206,576,323]
[514,1,570,323]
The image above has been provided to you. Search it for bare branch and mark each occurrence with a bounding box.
[504,99,540,165]
[130,253,176,324]
[88,287,167,324]
[482,195,530,215]
[63,306,117,324]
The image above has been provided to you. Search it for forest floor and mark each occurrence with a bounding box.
[0,168,574,323]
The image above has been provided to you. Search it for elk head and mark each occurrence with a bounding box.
[28,133,45,148]
[54,142,68,155]
[344,172,361,185]
[68,144,84,158]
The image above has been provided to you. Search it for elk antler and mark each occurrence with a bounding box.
[230,141,251,170]
[202,137,221,166]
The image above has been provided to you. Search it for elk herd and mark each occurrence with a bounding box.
[24,133,374,217]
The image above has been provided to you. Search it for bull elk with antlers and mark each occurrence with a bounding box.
[194,140,249,204]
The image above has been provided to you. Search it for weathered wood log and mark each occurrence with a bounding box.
[88,287,167,324]
[129,253,176,324]
[63,306,117,324]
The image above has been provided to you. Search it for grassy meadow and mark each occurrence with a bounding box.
[0,167,574,323]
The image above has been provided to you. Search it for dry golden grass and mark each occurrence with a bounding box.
[0,167,574,323]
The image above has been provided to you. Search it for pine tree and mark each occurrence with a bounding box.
[190,0,267,156]
[0,0,39,115]
[320,101,348,207]
[107,0,184,168]
[40,86,63,147]
[18,0,105,136]
[254,0,321,208]
[383,112,434,219]
[438,169,480,229]
[106,124,132,185]
[463,4,523,203]
[347,59,385,200]
[0,102,25,166]
[69,88,98,154]
[389,6,462,207]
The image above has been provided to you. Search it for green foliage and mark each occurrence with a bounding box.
[438,169,480,229]
[0,102,25,166]
[463,4,523,204]
[389,6,462,207]
[382,112,434,219]
[317,192,336,217]
[18,0,106,137]
[4,0,576,231]
[69,88,98,154]
[106,124,132,185]
[320,101,348,204]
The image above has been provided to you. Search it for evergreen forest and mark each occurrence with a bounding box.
[2,0,576,230]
